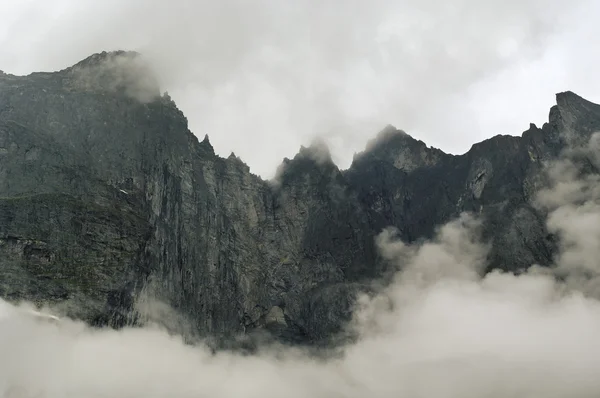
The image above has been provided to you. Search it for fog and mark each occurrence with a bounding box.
[1,133,600,397]
[2,0,600,177]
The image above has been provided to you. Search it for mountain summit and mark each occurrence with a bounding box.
[1,52,599,346]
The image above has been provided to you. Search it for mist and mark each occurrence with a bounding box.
[1,131,600,397]
[2,0,599,177]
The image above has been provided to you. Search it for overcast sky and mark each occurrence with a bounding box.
[1,0,598,178]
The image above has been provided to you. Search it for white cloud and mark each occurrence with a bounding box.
[1,0,597,177]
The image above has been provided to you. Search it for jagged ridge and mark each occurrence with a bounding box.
[0,52,598,347]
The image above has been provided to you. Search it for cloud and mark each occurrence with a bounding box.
[0,0,594,177]
[375,213,488,287]
[533,132,600,296]
[342,132,600,396]
[1,225,599,397]
[67,51,161,103]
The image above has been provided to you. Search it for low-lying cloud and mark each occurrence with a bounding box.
[1,133,600,397]
[534,132,600,296]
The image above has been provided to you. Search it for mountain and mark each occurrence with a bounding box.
[1,51,599,347]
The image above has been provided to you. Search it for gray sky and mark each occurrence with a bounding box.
[1,0,598,178]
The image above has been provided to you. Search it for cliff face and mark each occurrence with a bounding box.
[1,51,599,345]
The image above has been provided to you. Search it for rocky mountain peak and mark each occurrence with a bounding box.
[194,134,216,158]
[351,124,445,172]
[66,50,160,103]
[70,50,142,69]
[548,91,600,147]
[275,139,340,186]
[297,137,334,164]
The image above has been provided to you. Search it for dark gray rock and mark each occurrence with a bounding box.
[0,51,598,345]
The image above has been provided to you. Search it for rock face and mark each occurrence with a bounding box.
[1,51,599,345]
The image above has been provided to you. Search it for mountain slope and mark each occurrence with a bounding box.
[1,51,598,345]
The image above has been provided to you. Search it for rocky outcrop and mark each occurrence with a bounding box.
[1,51,598,346]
